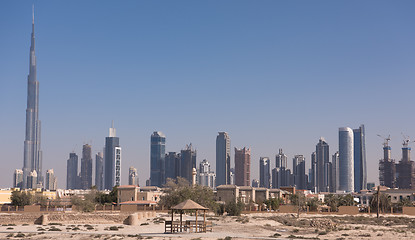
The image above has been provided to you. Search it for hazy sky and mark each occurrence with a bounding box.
[1,1,415,189]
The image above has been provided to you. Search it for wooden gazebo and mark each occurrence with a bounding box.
[165,199,211,233]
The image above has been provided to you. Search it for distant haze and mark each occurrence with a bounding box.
[1,1,415,188]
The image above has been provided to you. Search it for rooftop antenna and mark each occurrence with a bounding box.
[32,4,34,24]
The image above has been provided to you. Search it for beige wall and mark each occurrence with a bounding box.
[338,206,359,215]
[217,188,239,203]
[118,188,138,204]
[279,205,297,213]
[120,205,138,212]
[24,205,40,212]
[403,207,415,215]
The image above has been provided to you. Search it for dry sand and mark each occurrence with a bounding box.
[0,212,414,239]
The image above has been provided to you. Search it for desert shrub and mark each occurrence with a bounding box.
[109,226,119,231]
[159,177,217,211]
[11,192,33,206]
[264,198,281,210]
[225,200,244,216]
[15,233,25,237]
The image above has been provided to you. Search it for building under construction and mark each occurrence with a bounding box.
[379,136,396,188]
[396,140,415,189]
[379,136,415,190]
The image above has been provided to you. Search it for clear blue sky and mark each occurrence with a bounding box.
[1,1,415,188]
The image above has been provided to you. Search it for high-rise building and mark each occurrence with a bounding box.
[276,149,287,168]
[235,147,251,186]
[339,127,354,192]
[95,152,104,190]
[13,169,24,188]
[252,179,260,188]
[104,122,121,190]
[22,7,43,189]
[150,131,166,187]
[332,152,339,192]
[27,170,38,189]
[180,144,196,183]
[165,152,180,181]
[353,125,367,192]
[199,159,216,188]
[216,132,231,186]
[67,152,78,189]
[80,144,93,189]
[396,141,415,189]
[316,138,330,192]
[128,167,139,186]
[310,152,317,192]
[230,168,235,185]
[379,138,396,188]
[259,157,271,188]
[293,155,306,190]
[45,169,57,191]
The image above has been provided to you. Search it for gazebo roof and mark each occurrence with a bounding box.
[171,199,208,210]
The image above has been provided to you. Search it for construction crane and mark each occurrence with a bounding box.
[401,133,415,147]
[377,134,391,147]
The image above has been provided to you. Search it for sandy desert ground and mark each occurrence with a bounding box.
[0,212,414,239]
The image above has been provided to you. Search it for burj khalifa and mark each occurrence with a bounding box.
[23,7,42,189]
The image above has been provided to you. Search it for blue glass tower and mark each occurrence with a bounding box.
[150,131,166,187]
[353,124,367,192]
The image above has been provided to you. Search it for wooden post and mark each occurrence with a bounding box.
[103,205,105,211]
[195,210,198,233]
[180,211,183,232]
[377,185,380,218]
[112,205,114,212]
[171,210,174,233]
[203,210,206,232]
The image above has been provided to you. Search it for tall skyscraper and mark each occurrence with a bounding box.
[66,152,78,189]
[310,152,317,192]
[180,144,196,183]
[339,127,354,192]
[315,138,330,192]
[396,140,415,189]
[165,152,180,181]
[353,124,367,192]
[150,131,166,187]
[95,152,104,190]
[276,149,287,168]
[199,159,216,188]
[22,7,42,189]
[259,157,271,188]
[293,155,306,190]
[45,169,57,191]
[379,138,396,188]
[235,147,251,186]
[216,132,231,186]
[104,122,121,190]
[80,144,93,189]
[13,169,24,188]
[128,167,139,186]
[332,151,339,192]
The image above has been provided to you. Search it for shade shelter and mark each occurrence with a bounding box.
[165,199,210,233]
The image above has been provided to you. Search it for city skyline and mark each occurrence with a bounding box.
[2,1,415,189]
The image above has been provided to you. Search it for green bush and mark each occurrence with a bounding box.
[225,200,244,216]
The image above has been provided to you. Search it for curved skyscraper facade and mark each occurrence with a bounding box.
[339,127,354,192]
